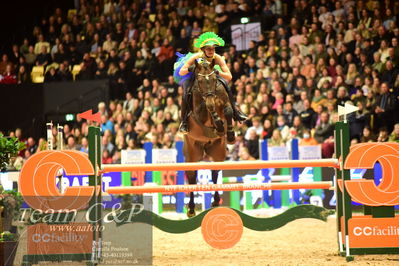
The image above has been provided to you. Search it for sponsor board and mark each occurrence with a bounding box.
[27,223,93,255]
[340,216,399,248]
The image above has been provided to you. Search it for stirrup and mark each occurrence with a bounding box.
[179,122,189,134]
[233,108,248,122]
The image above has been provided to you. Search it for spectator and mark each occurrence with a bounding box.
[10,44,21,64]
[102,149,113,164]
[123,92,134,113]
[1,64,17,84]
[360,126,376,143]
[35,46,52,66]
[17,65,30,83]
[53,44,68,64]
[163,97,179,121]
[348,101,370,140]
[377,127,390,142]
[100,114,114,134]
[336,86,351,107]
[300,99,316,129]
[299,129,318,146]
[294,90,308,113]
[191,21,202,38]
[26,137,37,155]
[262,119,274,139]
[374,82,397,132]
[93,60,107,79]
[34,34,50,55]
[372,52,384,73]
[245,117,263,140]
[80,137,88,153]
[24,46,37,66]
[283,101,298,127]
[389,123,399,142]
[66,135,80,150]
[239,147,256,160]
[275,115,290,141]
[289,116,305,139]
[58,63,73,81]
[19,38,30,55]
[268,129,285,147]
[102,134,116,156]
[311,89,327,110]
[102,33,117,53]
[314,112,334,144]
[44,67,59,82]
[245,128,259,159]
[380,60,398,87]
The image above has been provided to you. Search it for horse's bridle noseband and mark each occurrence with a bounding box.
[195,69,217,98]
[197,71,215,80]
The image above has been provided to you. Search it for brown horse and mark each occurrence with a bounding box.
[183,59,234,217]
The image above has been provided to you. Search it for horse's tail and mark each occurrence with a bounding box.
[173,52,194,85]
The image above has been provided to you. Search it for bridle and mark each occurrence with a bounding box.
[197,71,215,80]
[195,69,217,98]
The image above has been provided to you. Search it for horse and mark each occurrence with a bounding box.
[183,58,234,217]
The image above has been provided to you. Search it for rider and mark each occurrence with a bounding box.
[177,32,247,133]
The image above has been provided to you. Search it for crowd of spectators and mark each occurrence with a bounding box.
[3,0,399,165]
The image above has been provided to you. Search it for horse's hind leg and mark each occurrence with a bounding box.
[183,137,204,217]
[211,170,220,207]
[186,170,197,217]
[206,139,226,208]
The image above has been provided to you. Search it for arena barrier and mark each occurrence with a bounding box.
[20,120,399,265]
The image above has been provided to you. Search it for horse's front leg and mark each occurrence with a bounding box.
[211,170,220,207]
[186,170,197,217]
[224,105,235,143]
[205,96,224,133]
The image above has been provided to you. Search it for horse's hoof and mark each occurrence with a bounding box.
[187,210,196,218]
[211,201,220,207]
[214,119,224,132]
[227,130,235,144]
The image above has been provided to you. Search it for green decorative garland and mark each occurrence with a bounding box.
[114,205,333,233]
[194,32,225,48]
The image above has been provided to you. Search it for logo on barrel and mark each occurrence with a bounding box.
[343,142,399,206]
[201,207,243,249]
[19,150,96,211]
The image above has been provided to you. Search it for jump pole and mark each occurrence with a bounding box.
[107,181,333,194]
[100,159,339,173]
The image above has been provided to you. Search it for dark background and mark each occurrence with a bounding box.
[0,80,109,139]
[0,1,74,53]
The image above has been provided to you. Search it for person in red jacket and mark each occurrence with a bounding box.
[158,39,174,63]
[158,39,174,81]
[1,64,17,84]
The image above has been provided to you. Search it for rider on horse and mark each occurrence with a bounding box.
[175,32,247,134]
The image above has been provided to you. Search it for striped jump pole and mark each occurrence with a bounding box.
[100,159,339,173]
[107,181,333,194]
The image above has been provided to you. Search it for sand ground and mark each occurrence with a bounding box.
[13,215,399,266]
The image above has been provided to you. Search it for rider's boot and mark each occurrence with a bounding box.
[220,78,248,122]
[179,94,189,134]
[226,127,235,144]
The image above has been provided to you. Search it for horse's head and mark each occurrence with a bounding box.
[193,58,227,133]
[194,58,217,97]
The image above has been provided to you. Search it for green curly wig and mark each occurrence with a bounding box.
[194,32,225,48]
